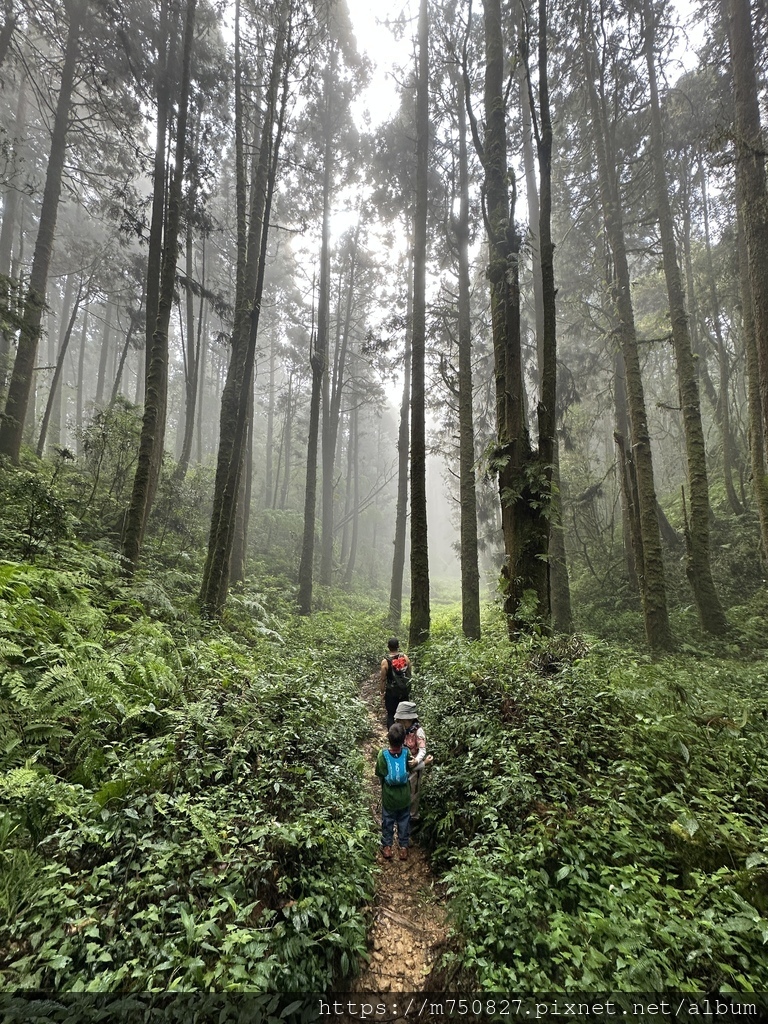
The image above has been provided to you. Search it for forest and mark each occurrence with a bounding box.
[1,0,768,1012]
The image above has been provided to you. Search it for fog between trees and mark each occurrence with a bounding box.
[0,0,766,647]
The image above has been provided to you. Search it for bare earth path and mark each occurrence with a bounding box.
[351,674,449,995]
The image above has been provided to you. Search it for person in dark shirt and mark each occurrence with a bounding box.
[379,637,411,728]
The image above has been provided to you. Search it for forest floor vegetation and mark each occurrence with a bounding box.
[414,607,768,994]
[1,470,768,999]
[0,550,384,994]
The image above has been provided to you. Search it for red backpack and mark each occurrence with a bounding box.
[386,653,411,699]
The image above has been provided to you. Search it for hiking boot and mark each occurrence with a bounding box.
[399,847,409,861]
[382,846,393,860]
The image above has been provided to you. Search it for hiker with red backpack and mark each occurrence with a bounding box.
[375,721,413,860]
[380,637,411,728]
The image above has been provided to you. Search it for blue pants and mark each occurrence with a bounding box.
[381,805,410,849]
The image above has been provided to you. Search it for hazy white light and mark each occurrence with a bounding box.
[347,0,416,127]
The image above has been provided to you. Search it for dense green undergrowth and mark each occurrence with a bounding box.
[3,443,768,996]
[415,608,768,993]
[0,555,382,992]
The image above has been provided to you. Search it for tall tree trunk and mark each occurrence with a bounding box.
[643,0,726,635]
[175,227,205,479]
[409,0,431,648]
[453,66,481,640]
[473,0,548,634]
[727,0,768,457]
[134,332,144,406]
[388,250,412,629]
[340,404,352,563]
[521,14,572,632]
[321,208,358,586]
[320,333,332,584]
[279,374,294,509]
[614,348,640,593]
[195,299,209,464]
[737,199,768,563]
[724,0,768,561]
[265,319,277,507]
[230,382,254,585]
[0,0,85,462]
[75,306,88,452]
[344,397,360,589]
[108,302,143,411]
[299,48,334,612]
[95,300,114,407]
[580,0,672,650]
[144,0,172,387]
[201,2,289,614]
[549,444,572,631]
[698,155,744,516]
[48,273,76,450]
[123,0,197,572]
[681,154,742,515]
[0,69,27,398]
[0,1,17,72]
[520,45,544,354]
[37,277,83,456]
[534,0,566,630]
[298,312,324,612]
[174,110,203,476]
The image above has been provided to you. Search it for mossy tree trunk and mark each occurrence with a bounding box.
[737,202,768,564]
[520,8,571,633]
[470,0,550,635]
[201,1,289,614]
[726,0,768,564]
[579,0,672,651]
[642,0,726,634]
[123,0,197,572]
[534,0,566,631]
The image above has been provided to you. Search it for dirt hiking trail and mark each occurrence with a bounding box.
[351,673,449,997]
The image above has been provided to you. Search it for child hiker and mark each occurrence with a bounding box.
[375,722,412,860]
[394,700,432,820]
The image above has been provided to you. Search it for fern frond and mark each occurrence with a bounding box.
[2,670,34,709]
[0,767,43,799]
[0,638,24,661]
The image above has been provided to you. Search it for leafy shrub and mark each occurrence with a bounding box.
[415,616,768,992]
[0,462,73,558]
[70,398,142,539]
[0,560,380,992]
